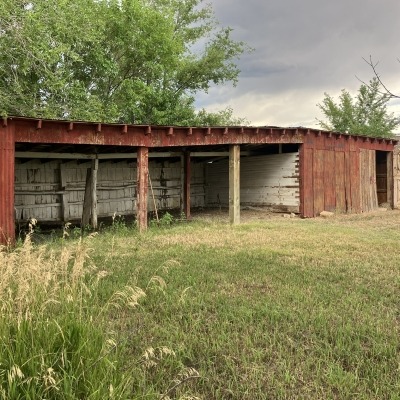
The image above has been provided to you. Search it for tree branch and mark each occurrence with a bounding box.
[359,55,400,99]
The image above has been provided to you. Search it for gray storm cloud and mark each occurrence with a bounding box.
[196,0,400,127]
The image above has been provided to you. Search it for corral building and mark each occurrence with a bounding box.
[0,117,397,244]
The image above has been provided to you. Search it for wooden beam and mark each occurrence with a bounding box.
[59,163,69,222]
[0,124,15,244]
[229,144,240,225]
[387,151,393,207]
[81,168,92,227]
[183,152,191,219]
[137,147,149,232]
[16,152,94,160]
[15,151,184,160]
[81,158,98,229]
[191,151,250,157]
[91,158,98,229]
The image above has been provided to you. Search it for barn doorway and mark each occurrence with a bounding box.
[375,151,392,206]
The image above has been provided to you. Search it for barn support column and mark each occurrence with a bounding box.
[0,121,15,245]
[182,151,191,219]
[81,157,98,229]
[91,158,98,229]
[137,147,149,232]
[229,144,240,225]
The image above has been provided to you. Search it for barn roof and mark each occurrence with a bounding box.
[5,116,397,152]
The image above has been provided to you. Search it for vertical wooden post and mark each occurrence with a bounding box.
[180,154,185,215]
[183,152,191,219]
[81,157,98,229]
[0,122,15,244]
[81,168,92,227]
[91,158,98,229]
[137,147,149,231]
[386,151,393,207]
[229,145,240,225]
[59,163,69,222]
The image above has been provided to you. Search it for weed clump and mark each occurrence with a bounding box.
[0,235,131,399]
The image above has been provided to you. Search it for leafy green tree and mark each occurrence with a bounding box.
[0,0,248,125]
[193,107,249,126]
[318,78,399,137]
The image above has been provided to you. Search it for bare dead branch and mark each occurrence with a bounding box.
[361,55,400,99]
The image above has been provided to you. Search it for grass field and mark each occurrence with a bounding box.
[1,210,400,399]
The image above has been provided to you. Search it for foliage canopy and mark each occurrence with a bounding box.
[0,0,248,125]
[317,78,399,137]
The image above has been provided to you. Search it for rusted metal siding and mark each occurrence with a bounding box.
[0,123,15,244]
[206,153,300,213]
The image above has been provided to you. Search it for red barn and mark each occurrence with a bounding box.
[0,117,396,244]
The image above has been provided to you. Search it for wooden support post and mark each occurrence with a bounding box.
[387,151,393,207]
[137,147,149,232]
[81,157,98,229]
[183,152,191,219]
[91,158,98,229]
[181,155,185,215]
[229,145,240,225]
[0,124,15,244]
[81,168,92,227]
[59,163,69,222]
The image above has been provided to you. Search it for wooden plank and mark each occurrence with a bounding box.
[394,146,400,208]
[15,151,94,159]
[59,163,69,221]
[359,149,378,212]
[344,151,352,212]
[137,147,149,232]
[183,152,191,219]
[386,152,393,207]
[91,158,98,229]
[301,146,314,217]
[81,168,92,226]
[370,150,378,209]
[335,152,346,213]
[360,149,368,212]
[0,124,15,244]
[180,155,184,215]
[313,150,325,216]
[229,145,240,225]
[324,150,336,212]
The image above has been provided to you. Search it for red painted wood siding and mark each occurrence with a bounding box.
[0,124,15,244]
[300,134,393,217]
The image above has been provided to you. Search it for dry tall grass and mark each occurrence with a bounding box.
[0,235,94,319]
[0,234,131,399]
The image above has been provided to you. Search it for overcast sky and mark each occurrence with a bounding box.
[195,0,400,129]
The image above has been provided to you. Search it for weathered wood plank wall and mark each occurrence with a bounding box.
[394,146,400,209]
[205,153,300,213]
[14,159,205,223]
[300,133,393,217]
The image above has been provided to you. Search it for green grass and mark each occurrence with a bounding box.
[2,210,400,399]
